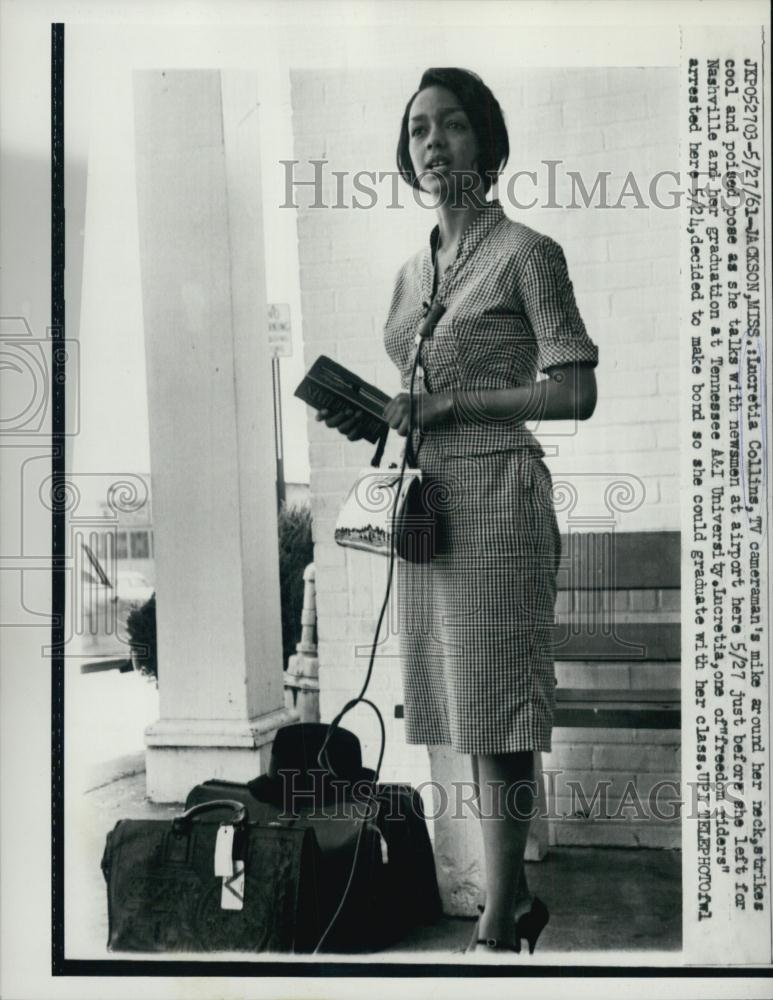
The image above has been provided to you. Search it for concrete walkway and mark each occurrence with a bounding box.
[67,758,681,962]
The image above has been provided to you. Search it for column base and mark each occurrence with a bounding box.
[144,706,298,803]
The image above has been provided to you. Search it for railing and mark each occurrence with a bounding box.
[283,563,320,722]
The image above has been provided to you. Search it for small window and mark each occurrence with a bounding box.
[130,530,150,559]
[115,532,128,559]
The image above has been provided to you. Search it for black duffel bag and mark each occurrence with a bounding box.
[101,799,322,954]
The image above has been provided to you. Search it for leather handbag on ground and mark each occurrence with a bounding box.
[101,799,322,954]
[185,782,387,953]
[335,433,442,563]
[183,722,442,951]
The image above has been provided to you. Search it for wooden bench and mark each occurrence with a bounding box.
[551,529,680,730]
[554,688,679,728]
[394,688,680,728]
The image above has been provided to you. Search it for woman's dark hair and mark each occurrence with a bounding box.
[396,67,509,194]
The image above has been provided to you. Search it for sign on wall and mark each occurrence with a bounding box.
[267,303,292,357]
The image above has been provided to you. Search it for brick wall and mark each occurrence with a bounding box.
[291,68,681,825]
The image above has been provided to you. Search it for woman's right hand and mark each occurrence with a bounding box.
[315,406,368,442]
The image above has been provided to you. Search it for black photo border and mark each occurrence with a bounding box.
[48,17,770,983]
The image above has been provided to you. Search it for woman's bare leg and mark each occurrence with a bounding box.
[471,755,533,919]
[473,750,536,945]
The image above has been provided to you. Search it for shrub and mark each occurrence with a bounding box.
[126,592,158,682]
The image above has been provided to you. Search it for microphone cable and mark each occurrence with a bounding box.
[311,298,444,954]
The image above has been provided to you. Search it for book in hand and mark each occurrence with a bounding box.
[294,355,392,444]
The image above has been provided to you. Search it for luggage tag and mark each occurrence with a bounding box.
[214,823,235,877]
[220,860,245,911]
[214,823,245,911]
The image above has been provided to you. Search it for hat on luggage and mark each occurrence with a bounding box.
[248,722,376,809]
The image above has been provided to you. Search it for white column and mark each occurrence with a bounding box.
[133,70,295,802]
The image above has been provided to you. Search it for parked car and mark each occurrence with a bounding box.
[112,570,154,608]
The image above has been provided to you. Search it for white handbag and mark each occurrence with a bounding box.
[335,299,447,563]
[335,434,438,563]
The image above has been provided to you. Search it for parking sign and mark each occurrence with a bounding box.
[267,303,292,357]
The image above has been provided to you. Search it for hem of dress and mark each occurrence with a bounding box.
[404,735,553,755]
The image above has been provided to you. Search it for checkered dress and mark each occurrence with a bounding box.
[383,200,598,754]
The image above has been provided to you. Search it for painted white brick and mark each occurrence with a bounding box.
[334,313,377,340]
[629,727,681,745]
[552,769,642,802]
[574,289,612,319]
[555,661,632,689]
[313,551,351,592]
[301,289,336,316]
[630,662,681,690]
[593,743,680,772]
[562,90,650,130]
[310,492,348,520]
[311,468,350,494]
[308,441,344,468]
[312,543,347,571]
[606,228,678,262]
[638,142,681,176]
[603,120,659,152]
[583,423,657,453]
[314,589,348,620]
[555,68,675,103]
[611,286,674,319]
[552,820,679,849]
[519,75,554,107]
[298,238,332,265]
[511,102,564,135]
[346,550,376,617]
[552,69,614,101]
[561,232,609,263]
[574,259,650,292]
[297,210,351,240]
[543,743,594,770]
[310,512,335,544]
[551,449,679,479]
[593,393,679,425]
[301,260,376,291]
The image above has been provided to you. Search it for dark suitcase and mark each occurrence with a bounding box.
[101,799,322,954]
[184,780,441,951]
[372,783,442,928]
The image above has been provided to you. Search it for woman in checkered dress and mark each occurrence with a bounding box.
[318,68,598,953]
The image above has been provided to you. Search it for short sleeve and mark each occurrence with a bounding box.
[520,237,599,373]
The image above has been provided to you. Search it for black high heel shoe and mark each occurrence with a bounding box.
[514,897,549,954]
[466,905,521,954]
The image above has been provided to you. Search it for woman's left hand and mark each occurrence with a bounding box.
[383,392,453,437]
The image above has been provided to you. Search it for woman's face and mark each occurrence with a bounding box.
[407,85,481,201]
